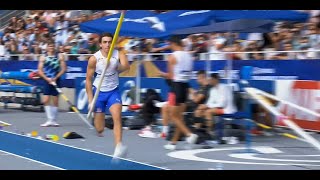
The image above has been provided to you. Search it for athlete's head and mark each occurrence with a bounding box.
[196,70,207,85]
[209,73,220,87]
[99,32,113,53]
[47,41,55,54]
[168,35,183,50]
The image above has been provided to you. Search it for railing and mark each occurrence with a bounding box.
[1,49,320,61]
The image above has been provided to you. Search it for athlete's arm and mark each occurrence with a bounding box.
[37,55,51,83]
[53,53,67,82]
[166,54,176,79]
[86,56,97,105]
[117,50,130,73]
[158,54,176,79]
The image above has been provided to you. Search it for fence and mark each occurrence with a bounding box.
[1,49,320,61]
[1,50,320,104]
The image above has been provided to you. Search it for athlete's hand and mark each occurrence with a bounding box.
[52,77,57,83]
[88,102,93,111]
[46,78,53,84]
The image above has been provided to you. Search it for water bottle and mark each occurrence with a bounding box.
[216,163,223,170]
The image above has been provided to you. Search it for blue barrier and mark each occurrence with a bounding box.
[1,60,320,88]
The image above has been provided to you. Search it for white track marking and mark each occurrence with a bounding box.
[168,146,320,167]
[1,130,168,170]
[0,150,64,170]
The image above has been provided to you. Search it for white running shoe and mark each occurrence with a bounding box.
[40,121,53,127]
[138,129,158,138]
[50,121,60,127]
[186,133,198,144]
[113,143,128,158]
[164,143,176,150]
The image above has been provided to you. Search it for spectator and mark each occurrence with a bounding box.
[87,37,99,54]
[208,33,227,60]
[68,39,79,60]
[19,46,34,61]
[0,39,9,61]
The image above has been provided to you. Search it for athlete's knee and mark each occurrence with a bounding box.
[42,96,50,105]
[112,116,122,126]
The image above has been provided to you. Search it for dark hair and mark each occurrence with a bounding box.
[197,70,206,76]
[168,35,183,46]
[210,73,220,80]
[99,32,113,43]
[47,41,55,46]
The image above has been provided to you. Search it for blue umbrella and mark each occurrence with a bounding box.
[211,10,309,22]
[173,19,275,35]
[80,10,213,38]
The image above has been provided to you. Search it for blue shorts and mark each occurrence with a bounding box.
[93,87,122,113]
[43,79,60,96]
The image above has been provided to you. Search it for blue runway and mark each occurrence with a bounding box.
[0,131,163,170]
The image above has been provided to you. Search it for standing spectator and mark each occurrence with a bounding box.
[193,35,208,59]
[0,39,9,61]
[69,39,79,60]
[208,33,227,60]
[87,37,99,54]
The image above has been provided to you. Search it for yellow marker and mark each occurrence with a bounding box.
[282,133,299,139]
[45,134,59,141]
[257,123,272,129]
[52,135,59,141]
[63,132,71,138]
[31,131,38,137]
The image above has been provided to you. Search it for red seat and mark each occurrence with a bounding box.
[128,104,142,111]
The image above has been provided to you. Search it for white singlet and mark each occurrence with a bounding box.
[172,51,193,83]
[93,50,120,92]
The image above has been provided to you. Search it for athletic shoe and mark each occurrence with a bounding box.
[138,129,158,138]
[40,121,53,127]
[113,143,128,158]
[164,143,176,150]
[186,133,198,144]
[50,121,60,127]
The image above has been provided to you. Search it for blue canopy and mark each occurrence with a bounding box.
[173,19,275,35]
[80,10,157,36]
[80,10,309,38]
[80,10,213,38]
[211,10,309,22]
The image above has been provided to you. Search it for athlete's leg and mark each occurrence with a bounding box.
[94,113,106,135]
[107,89,127,158]
[170,103,187,144]
[109,104,122,145]
[93,89,108,136]
[161,103,170,135]
[41,81,54,127]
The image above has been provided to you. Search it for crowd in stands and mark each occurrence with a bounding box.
[0,10,319,61]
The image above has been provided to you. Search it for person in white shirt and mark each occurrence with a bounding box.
[86,32,130,158]
[203,73,226,132]
[195,73,236,133]
[159,35,198,150]
[208,33,227,60]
